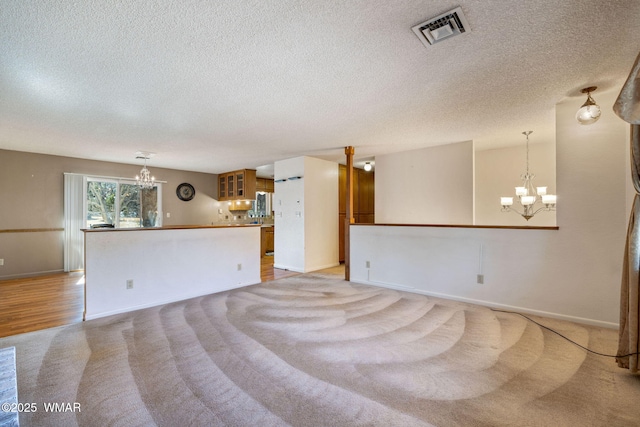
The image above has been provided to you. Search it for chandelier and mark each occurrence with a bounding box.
[500,131,556,221]
[135,154,155,189]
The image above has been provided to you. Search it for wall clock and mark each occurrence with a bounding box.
[176,183,195,201]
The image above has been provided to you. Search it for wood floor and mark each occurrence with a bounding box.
[0,256,298,338]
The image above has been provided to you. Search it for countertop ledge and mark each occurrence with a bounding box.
[351,223,559,230]
[83,224,261,232]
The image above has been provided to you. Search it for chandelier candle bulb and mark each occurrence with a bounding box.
[542,194,557,205]
[515,187,527,196]
[536,187,547,196]
[501,197,514,206]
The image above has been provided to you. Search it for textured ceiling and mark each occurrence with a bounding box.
[1,0,640,175]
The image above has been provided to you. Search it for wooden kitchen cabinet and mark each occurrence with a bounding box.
[338,164,374,262]
[218,169,256,201]
[261,226,275,256]
[256,178,275,193]
[228,200,253,210]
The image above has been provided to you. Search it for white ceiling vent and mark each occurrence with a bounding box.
[412,6,470,47]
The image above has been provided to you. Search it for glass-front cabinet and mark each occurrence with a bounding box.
[217,169,256,201]
[219,176,226,199]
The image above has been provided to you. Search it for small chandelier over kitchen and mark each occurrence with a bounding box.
[135,152,156,189]
[500,131,556,221]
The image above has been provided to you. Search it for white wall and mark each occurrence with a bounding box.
[84,226,261,319]
[351,87,629,327]
[554,86,629,324]
[273,156,339,272]
[273,157,306,271]
[375,141,474,224]
[475,141,557,226]
[304,157,339,271]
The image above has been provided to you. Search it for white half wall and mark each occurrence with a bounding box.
[375,141,474,224]
[84,226,261,319]
[351,87,629,328]
[274,156,339,272]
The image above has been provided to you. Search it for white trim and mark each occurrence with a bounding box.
[273,264,304,273]
[0,269,66,280]
[84,284,247,320]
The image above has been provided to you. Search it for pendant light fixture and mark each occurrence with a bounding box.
[135,152,156,189]
[576,86,601,125]
[500,131,556,221]
[364,162,372,172]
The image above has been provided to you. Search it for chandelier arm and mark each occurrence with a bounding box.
[501,206,526,217]
[530,205,555,216]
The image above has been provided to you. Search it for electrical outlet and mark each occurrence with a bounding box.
[0,259,4,266]
[237,263,242,271]
[366,261,370,268]
[126,279,134,289]
[477,274,484,284]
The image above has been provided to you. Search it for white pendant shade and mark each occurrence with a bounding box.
[521,196,535,205]
[576,104,601,125]
[576,86,601,125]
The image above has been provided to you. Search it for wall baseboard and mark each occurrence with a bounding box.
[351,278,619,330]
[0,269,65,281]
[273,264,304,273]
[273,262,340,274]
[85,280,259,320]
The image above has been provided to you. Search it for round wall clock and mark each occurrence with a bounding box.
[176,183,195,201]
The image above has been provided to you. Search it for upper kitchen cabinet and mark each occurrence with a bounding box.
[256,178,275,193]
[218,169,257,201]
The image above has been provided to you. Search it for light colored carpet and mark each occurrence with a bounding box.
[1,271,639,426]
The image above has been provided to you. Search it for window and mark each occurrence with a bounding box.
[249,192,272,219]
[86,178,162,228]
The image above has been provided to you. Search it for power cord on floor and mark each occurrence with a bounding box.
[489,308,640,359]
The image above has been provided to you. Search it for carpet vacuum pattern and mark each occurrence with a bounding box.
[1,272,639,426]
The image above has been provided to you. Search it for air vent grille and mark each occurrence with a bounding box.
[412,6,470,47]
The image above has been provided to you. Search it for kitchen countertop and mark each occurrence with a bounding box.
[83,224,261,232]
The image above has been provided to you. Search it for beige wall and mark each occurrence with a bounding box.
[475,140,557,226]
[0,149,219,278]
[374,141,474,224]
[273,156,339,273]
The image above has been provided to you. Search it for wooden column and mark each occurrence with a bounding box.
[344,146,355,281]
